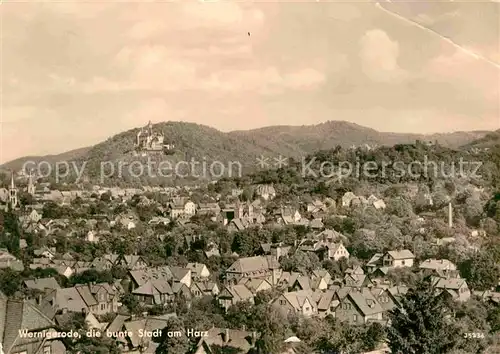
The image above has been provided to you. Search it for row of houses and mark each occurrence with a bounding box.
[216,252,472,322]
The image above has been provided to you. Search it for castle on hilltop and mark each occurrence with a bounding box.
[135,121,175,153]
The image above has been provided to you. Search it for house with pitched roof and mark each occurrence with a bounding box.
[238,278,272,295]
[168,198,196,218]
[298,239,349,261]
[197,202,221,217]
[89,283,120,315]
[33,246,56,260]
[335,288,385,325]
[366,250,415,273]
[23,277,61,294]
[277,272,302,290]
[343,273,373,288]
[39,283,119,318]
[419,259,458,278]
[132,280,174,306]
[218,285,255,312]
[306,199,327,213]
[370,286,408,317]
[191,282,219,298]
[317,290,339,318]
[115,254,148,270]
[272,290,319,317]
[227,218,252,232]
[187,263,210,280]
[91,254,118,271]
[225,256,281,286]
[0,292,67,354]
[432,277,471,302]
[170,266,192,288]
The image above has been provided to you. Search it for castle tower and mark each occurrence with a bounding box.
[27,170,36,196]
[8,173,18,209]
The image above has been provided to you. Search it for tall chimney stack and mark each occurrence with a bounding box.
[448,202,453,228]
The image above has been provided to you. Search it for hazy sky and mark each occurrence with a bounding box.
[1,0,499,163]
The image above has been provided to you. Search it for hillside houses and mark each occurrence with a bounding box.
[127,264,219,307]
[2,164,498,354]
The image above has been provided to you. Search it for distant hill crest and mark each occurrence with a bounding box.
[1,120,491,173]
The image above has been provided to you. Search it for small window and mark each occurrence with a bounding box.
[402,260,406,265]
[353,314,358,322]
[43,347,51,354]
[100,303,106,311]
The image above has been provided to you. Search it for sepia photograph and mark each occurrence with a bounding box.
[0,0,499,353]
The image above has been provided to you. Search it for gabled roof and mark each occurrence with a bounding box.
[132,279,174,297]
[317,290,337,310]
[170,266,190,281]
[187,263,207,276]
[222,285,254,302]
[48,287,89,312]
[226,256,272,273]
[345,266,364,275]
[1,296,56,353]
[386,249,415,260]
[347,289,384,316]
[282,290,317,311]
[434,277,467,290]
[419,259,457,271]
[129,266,173,286]
[367,253,384,266]
[229,218,251,231]
[75,285,98,307]
[24,277,61,291]
[106,314,130,334]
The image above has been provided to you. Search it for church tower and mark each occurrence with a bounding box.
[27,169,36,196]
[8,173,18,209]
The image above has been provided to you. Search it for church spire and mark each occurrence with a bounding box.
[27,169,36,196]
[8,172,18,210]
